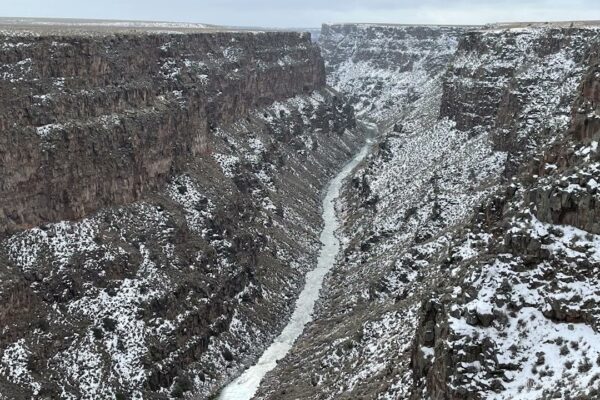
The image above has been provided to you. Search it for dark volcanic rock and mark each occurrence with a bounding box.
[0,30,325,234]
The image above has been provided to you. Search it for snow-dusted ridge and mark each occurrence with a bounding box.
[0,17,300,36]
[484,20,600,30]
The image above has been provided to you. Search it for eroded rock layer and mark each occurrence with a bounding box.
[0,30,325,234]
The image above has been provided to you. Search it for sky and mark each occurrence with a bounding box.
[0,0,599,28]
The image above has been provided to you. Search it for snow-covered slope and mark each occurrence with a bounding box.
[411,52,600,398]
[257,24,600,400]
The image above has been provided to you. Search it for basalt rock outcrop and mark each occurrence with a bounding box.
[525,48,600,234]
[410,47,600,398]
[0,30,325,235]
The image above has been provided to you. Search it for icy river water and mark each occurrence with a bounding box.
[218,138,373,400]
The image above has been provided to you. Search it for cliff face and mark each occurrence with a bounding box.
[0,31,325,234]
[0,28,363,399]
[531,49,600,234]
[257,24,600,400]
[320,24,465,125]
[410,44,600,400]
[441,26,599,174]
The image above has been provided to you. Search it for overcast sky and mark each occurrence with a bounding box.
[1,0,599,28]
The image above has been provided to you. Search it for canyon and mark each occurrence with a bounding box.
[1,18,600,400]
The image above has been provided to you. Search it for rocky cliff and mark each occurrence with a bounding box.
[0,29,325,235]
[320,23,465,126]
[409,39,600,399]
[257,23,600,400]
[441,25,600,175]
[0,26,363,399]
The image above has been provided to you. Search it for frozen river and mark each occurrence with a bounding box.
[218,138,373,400]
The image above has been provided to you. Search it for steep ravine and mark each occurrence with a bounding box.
[0,26,364,399]
[219,131,373,400]
[3,20,600,400]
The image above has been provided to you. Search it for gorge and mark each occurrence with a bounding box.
[1,18,600,400]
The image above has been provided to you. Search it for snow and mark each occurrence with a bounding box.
[0,57,32,82]
[442,207,600,398]
[223,46,243,62]
[529,215,600,263]
[267,23,600,400]
[52,332,113,400]
[213,153,240,178]
[322,25,461,123]
[1,19,210,30]
[159,59,181,80]
[0,340,41,395]
[167,175,215,234]
[57,244,167,397]
[32,93,52,103]
[7,219,102,272]
[450,306,600,399]
[35,123,63,138]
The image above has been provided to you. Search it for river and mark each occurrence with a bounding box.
[218,135,374,400]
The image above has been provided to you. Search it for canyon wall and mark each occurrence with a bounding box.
[441,26,599,174]
[0,30,325,234]
[320,24,465,125]
[410,35,600,399]
[257,23,600,400]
